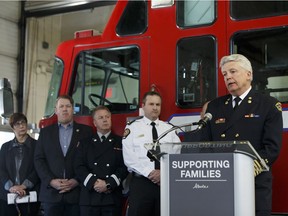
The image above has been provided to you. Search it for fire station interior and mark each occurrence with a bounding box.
[1,1,288,139]
[0,1,287,215]
[0,1,116,142]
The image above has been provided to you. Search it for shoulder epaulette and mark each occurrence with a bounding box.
[127,116,144,125]
[167,121,175,127]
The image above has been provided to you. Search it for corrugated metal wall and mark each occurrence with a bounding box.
[0,1,20,95]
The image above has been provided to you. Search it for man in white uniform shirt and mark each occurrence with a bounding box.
[122,91,180,216]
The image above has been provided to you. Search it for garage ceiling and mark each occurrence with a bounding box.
[24,0,116,17]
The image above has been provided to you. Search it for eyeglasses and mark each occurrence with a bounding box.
[14,120,27,128]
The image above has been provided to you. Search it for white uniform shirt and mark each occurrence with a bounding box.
[122,116,181,177]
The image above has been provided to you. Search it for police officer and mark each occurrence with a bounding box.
[200,54,283,216]
[122,91,180,216]
[74,106,128,216]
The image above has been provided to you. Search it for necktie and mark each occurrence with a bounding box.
[233,97,241,110]
[101,135,106,143]
[151,122,158,142]
[151,122,160,169]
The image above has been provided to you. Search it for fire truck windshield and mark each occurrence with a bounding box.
[44,58,63,117]
[71,45,140,115]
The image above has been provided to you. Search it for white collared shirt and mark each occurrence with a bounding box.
[122,116,181,177]
[97,131,111,141]
[232,86,252,107]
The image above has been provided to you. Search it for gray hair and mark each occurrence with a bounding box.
[91,105,111,118]
[220,54,253,73]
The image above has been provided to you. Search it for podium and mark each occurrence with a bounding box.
[145,140,269,216]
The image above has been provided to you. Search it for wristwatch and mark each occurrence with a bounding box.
[106,182,111,190]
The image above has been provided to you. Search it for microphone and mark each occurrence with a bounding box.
[146,114,212,161]
[196,112,212,130]
[154,114,212,145]
[148,113,212,155]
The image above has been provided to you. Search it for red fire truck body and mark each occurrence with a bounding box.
[39,1,288,213]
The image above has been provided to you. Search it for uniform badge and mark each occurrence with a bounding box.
[123,128,130,139]
[275,102,282,112]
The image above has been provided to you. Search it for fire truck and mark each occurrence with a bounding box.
[2,0,287,214]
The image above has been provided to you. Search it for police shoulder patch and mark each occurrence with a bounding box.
[123,128,130,139]
[275,102,282,112]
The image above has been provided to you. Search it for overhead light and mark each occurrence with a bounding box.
[25,0,90,12]
[151,0,174,8]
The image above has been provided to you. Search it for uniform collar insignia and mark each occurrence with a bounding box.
[225,97,231,105]
[247,96,252,104]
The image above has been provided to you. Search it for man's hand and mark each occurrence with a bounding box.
[93,179,109,193]
[148,170,160,185]
[50,178,79,193]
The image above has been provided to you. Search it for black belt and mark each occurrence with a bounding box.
[132,172,144,178]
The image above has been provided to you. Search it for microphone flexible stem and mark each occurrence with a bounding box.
[154,122,200,146]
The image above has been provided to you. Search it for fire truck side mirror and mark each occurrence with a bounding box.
[0,78,14,118]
